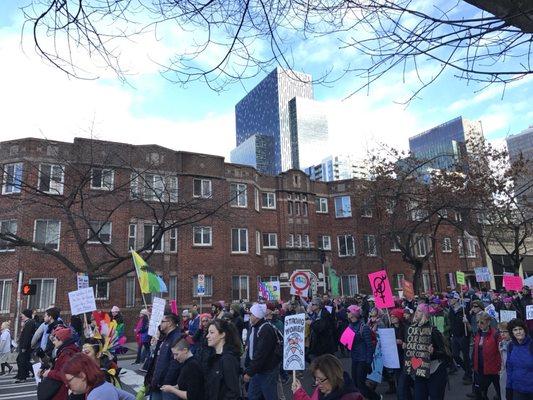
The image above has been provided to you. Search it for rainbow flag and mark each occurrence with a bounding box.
[131,250,168,294]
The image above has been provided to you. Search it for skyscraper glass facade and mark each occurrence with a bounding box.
[506,125,533,199]
[230,134,275,175]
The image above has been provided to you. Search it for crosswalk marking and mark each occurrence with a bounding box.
[0,391,37,399]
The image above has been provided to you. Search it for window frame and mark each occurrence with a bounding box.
[0,219,17,252]
[255,230,261,255]
[0,279,12,313]
[125,276,136,307]
[316,197,328,213]
[128,223,137,251]
[262,192,276,209]
[2,162,23,194]
[231,228,249,254]
[27,278,57,311]
[193,226,213,246]
[230,183,248,208]
[363,234,377,256]
[90,168,114,190]
[341,275,359,296]
[38,163,64,195]
[334,196,352,218]
[231,275,249,302]
[262,233,278,249]
[193,179,212,198]
[33,219,61,251]
[87,221,112,244]
[441,237,452,253]
[94,279,110,300]
[337,234,356,257]
[169,228,178,253]
[318,235,331,250]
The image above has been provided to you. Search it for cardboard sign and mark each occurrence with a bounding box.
[500,310,517,323]
[77,273,89,289]
[474,267,491,283]
[258,281,281,301]
[290,271,311,297]
[148,297,166,337]
[368,270,394,309]
[339,326,356,350]
[68,287,97,316]
[367,337,384,383]
[379,328,400,368]
[405,324,432,378]
[456,271,466,285]
[503,276,523,291]
[485,304,499,321]
[33,362,42,384]
[283,313,306,370]
[402,280,414,301]
[526,305,533,320]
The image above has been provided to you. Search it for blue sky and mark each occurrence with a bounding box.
[1,2,531,162]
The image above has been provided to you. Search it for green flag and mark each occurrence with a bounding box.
[329,267,340,297]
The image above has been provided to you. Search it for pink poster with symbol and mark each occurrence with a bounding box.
[503,275,523,291]
[339,327,356,350]
[368,270,395,309]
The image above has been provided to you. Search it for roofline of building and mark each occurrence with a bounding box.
[408,116,464,142]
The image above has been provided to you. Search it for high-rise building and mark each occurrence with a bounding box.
[230,134,275,175]
[506,125,533,200]
[233,68,325,174]
[408,116,484,171]
[305,155,369,182]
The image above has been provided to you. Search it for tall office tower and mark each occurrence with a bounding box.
[233,68,315,174]
[230,134,275,175]
[506,125,533,200]
[408,116,484,171]
[305,155,369,182]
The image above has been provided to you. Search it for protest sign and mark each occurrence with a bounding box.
[456,271,465,285]
[289,271,311,297]
[325,305,333,314]
[258,280,281,301]
[503,276,523,291]
[405,324,432,378]
[524,276,533,287]
[485,304,499,321]
[339,326,356,350]
[68,287,97,316]
[500,310,517,323]
[33,362,42,384]
[526,305,533,320]
[368,270,394,309]
[402,280,414,301]
[367,338,384,383]
[283,313,306,370]
[77,273,89,289]
[379,328,400,368]
[148,297,166,337]
[170,299,178,315]
[474,267,491,283]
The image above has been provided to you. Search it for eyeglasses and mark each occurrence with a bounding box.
[315,376,328,384]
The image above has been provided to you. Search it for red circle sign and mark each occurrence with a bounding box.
[291,271,311,294]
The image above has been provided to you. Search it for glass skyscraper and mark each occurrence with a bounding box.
[506,125,533,200]
[233,68,315,174]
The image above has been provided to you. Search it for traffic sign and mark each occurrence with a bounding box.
[290,271,311,297]
[22,284,36,296]
[197,274,205,297]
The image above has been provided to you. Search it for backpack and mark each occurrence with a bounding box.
[258,322,283,361]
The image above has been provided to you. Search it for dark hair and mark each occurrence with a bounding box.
[83,337,103,355]
[508,318,529,341]
[208,319,241,352]
[45,307,60,321]
[62,353,105,392]
[164,313,180,326]
[310,354,345,391]
[172,338,190,351]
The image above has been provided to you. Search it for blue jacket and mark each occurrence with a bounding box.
[349,320,374,364]
[151,327,182,389]
[506,336,533,394]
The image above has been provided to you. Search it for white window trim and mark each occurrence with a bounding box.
[0,219,17,252]
[337,235,356,257]
[254,187,260,212]
[232,275,250,302]
[90,168,115,191]
[395,274,405,289]
[94,279,110,300]
[334,196,352,218]
[262,233,278,249]
[318,235,331,250]
[230,183,247,208]
[27,278,57,311]
[442,237,452,253]
[363,234,377,256]
[193,179,212,198]
[128,223,137,252]
[316,197,328,214]
[287,234,294,248]
[0,279,12,313]
[2,162,23,195]
[38,163,64,195]
[341,275,359,296]
[231,228,249,254]
[169,228,178,253]
[144,224,164,253]
[193,226,212,246]
[262,192,277,209]
[302,234,310,248]
[255,230,261,255]
[125,276,136,308]
[87,221,112,245]
[33,219,61,251]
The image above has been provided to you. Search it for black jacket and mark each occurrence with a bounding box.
[19,318,37,351]
[449,306,470,338]
[177,356,204,400]
[205,345,241,400]
[151,327,182,389]
[309,308,336,357]
[245,319,280,376]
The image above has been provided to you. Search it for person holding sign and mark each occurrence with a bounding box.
[448,292,473,384]
[405,304,450,400]
[505,319,533,400]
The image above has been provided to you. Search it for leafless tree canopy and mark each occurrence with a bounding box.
[22,0,533,94]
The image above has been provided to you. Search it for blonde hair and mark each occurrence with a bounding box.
[1,321,10,330]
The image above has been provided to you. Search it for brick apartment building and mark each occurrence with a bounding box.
[0,137,484,321]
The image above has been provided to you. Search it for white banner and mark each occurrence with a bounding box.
[474,267,491,283]
[283,313,305,371]
[499,310,517,323]
[68,287,97,316]
[378,328,400,369]
[148,297,166,337]
[526,305,533,321]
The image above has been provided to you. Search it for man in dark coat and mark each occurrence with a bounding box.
[15,309,37,383]
[308,298,336,358]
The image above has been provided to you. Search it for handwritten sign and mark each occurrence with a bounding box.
[258,281,281,301]
[485,304,499,321]
[68,287,97,316]
[283,313,305,370]
[33,362,42,384]
[77,273,89,289]
[148,297,166,337]
[339,326,356,350]
[500,310,517,323]
[526,305,533,320]
[474,267,491,283]
[456,271,466,285]
[402,280,414,301]
[367,337,384,383]
[379,328,400,369]
[503,276,523,291]
[405,324,432,378]
[368,270,394,309]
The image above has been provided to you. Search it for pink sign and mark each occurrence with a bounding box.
[339,326,356,350]
[503,275,523,291]
[368,270,395,309]
[170,299,178,315]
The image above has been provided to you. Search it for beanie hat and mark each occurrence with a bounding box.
[22,309,33,319]
[111,306,120,313]
[390,308,404,321]
[416,303,431,317]
[250,303,267,319]
[347,305,361,316]
[53,327,72,342]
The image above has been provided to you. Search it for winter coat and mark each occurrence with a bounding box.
[293,372,363,400]
[176,356,204,400]
[134,315,149,345]
[244,319,280,376]
[151,327,181,389]
[205,345,241,400]
[473,327,501,375]
[349,320,374,364]
[506,336,533,394]
[18,318,37,351]
[309,308,336,357]
[47,339,80,400]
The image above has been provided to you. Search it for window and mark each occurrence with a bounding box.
[0,220,17,252]
[143,174,164,201]
[287,234,294,248]
[422,273,431,292]
[334,196,352,218]
[341,275,359,296]
[262,233,277,248]
[28,278,56,310]
[318,235,331,250]
[455,211,463,222]
[125,276,136,307]
[441,237,452,253]
[288,201,293,215]
[169,228,178,253]
[302,234,310,248]
[38,164,64,195]
[168,276,177,301]
[458,237,477,258]
[230,183,247,207]
[338,235,356,257]
[193,275,213,297]
[91,168,114,190]
[2,162,23,194]
[34,220,61,250]
[232,275,249,301]
[445,272,456,288]
[128,224,137,250]
[390,236,401,252]
[413,235,429,257]
[385,199,396,214]
[193,226,212,246]
[255,231,261,255]
[87,221,112,244]
[131,172,177,201]
[438,209,448,219]
[262,192,276,209]
[254,188,260,211]
[302,202,308,216]
[361,200,373,218]
[295,202,301,215]
[363,234,377,256]
[94,279,109,300]
[231,228,248,253]
[193,179,212,198]
[144,224,163,252]
[316,197,328,213]
[408,201,428,221]
[0,280,12,313]
[395,274,405,289]
[295,234,302,248]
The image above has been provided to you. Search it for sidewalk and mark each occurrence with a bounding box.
[118,342,138,361]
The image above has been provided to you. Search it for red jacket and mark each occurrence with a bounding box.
[47,340,80,400]
[473,327,501,375]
